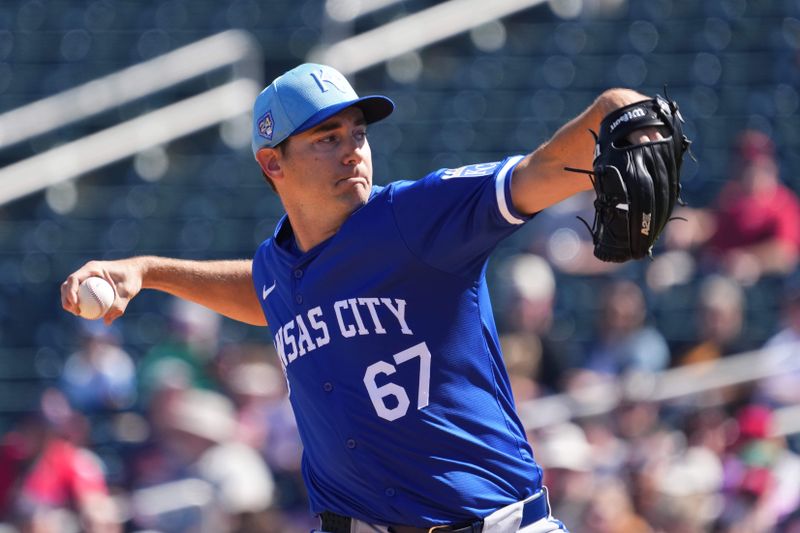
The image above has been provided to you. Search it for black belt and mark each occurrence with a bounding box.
[319,490,548,533]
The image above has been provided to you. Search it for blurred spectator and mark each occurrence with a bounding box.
[648,439,725,531]
[0,389,120,533]
[756,284,800,408]
[215,344,308,518]
[779,509,800,533]
[499,333,545,402]
[522,191,623,275]
[709,131,800,280]
[614,402,678,527]
[579,280,670,376]
[496,254,580,394]
[219,353,285,449]
[717,404,800,531]
[581,415,628,477]
[59,321,136,412]
[578,478,651,533]
[683,407,736,458]
[669,130,800,285]
[672,274,751,366]
[616,401,664,445]
[131,388,275,533]
[650,408,730,530]
[533,422,595,528]
[765,283,800,348]
[138,298,221,405]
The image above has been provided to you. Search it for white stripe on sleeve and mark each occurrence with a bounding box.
[495,155,526,225]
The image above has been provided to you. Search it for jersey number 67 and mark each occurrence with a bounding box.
[363,341,432,422]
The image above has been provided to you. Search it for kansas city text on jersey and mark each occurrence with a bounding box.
[273,297,414,365]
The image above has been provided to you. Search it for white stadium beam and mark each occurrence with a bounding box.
[0,30,260,150]
[310,0,548,75]
[0,79,260,205]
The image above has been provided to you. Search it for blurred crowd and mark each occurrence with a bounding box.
[0,300,305,533]
[0,128,799,533]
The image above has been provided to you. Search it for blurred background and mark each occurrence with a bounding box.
[0,0,799,531]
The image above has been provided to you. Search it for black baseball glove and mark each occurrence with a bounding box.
[570,95,691,262]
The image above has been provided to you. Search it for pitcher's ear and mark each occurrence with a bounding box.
[256,148,283,180]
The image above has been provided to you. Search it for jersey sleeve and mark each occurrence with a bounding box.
[389,156,534,277]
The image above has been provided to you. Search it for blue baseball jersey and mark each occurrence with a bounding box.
[251,155,542,527]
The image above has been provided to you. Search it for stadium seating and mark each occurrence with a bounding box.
[0,0,795,414]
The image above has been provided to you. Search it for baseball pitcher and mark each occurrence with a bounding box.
[62,63,687,532]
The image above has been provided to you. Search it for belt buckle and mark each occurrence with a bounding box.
[428,527,449,533]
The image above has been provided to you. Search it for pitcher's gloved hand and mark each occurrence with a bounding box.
[569,95,691,262]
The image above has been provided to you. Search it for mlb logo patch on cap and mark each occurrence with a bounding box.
[257,110,274,141]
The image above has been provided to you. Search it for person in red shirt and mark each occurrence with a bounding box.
[660,129,800,286]
[707,129,800,283]
[0,390,119,533]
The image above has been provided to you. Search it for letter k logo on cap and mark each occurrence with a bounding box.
[251,63,394,154]
[310,68,347,94]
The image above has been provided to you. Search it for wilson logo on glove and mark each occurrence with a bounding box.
[608,106,647,133]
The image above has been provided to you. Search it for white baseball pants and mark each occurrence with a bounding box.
[314,487,569,533]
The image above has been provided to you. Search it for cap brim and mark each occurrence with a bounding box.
[294,95,394,135]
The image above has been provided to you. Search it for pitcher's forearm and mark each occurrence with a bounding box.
[62,256,267,326]
[511,88,650,215]
[138,256,267,326]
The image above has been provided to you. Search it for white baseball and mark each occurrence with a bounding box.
[77,277,116,320]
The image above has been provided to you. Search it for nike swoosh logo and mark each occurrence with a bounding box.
[262,281,276,301]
